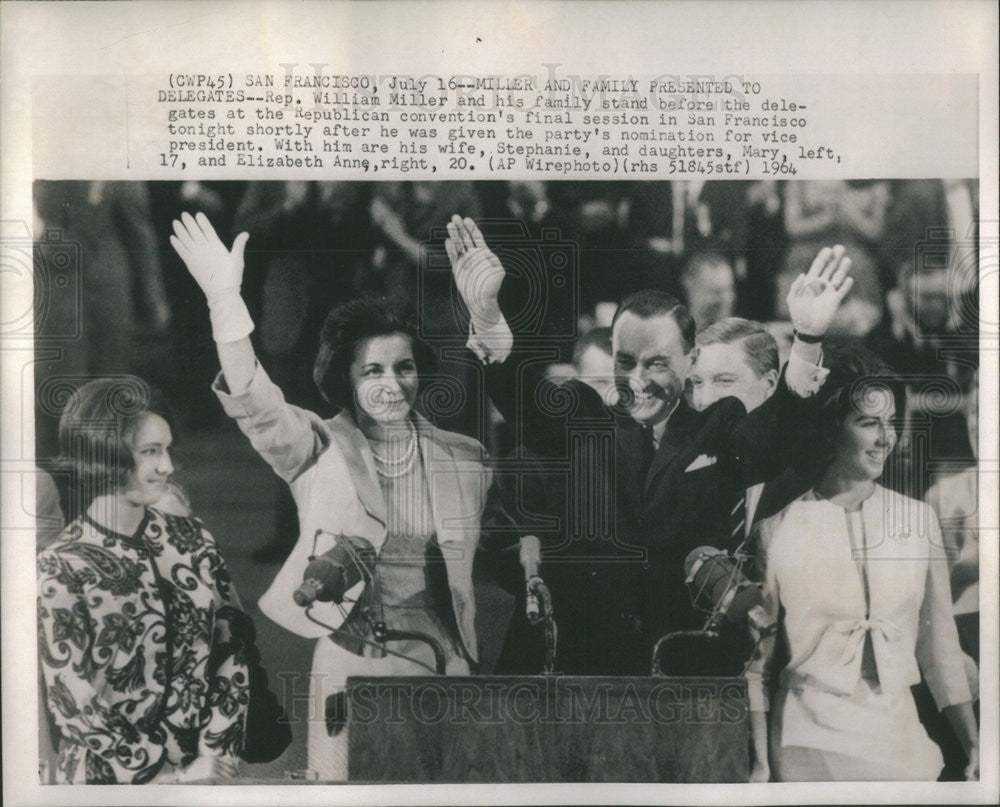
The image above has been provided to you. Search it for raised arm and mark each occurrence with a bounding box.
[733,245,854,481]
[170,212,326,483]
[170,212,255,392]
[445,215,509,351]
[445,215,608,457]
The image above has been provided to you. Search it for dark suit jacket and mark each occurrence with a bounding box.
[481,342,814,676]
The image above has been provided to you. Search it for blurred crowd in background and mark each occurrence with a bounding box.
[34,178,980,496]
[30,178,983,779]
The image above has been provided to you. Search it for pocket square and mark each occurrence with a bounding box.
[684,454,717,472]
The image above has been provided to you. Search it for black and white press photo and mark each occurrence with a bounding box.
[29,177,983,784]
[2,2,997,805]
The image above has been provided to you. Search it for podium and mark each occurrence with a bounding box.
[346,676,749,782]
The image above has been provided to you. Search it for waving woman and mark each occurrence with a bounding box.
[170,212,518,780]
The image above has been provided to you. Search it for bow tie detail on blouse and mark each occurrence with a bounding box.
[827,617,906,694]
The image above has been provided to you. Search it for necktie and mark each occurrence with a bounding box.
[641,425,656,482]
[730,493,747,555]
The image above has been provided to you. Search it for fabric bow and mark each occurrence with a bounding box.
[825,617,906,694]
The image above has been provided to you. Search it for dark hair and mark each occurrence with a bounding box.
[57,377,174,511]
[313,295,436,411]
[611,290,696,353]
[695,317,779,378]
[573,327,612,366]
[799,344,906,478]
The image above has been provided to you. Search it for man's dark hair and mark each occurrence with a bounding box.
[695,317,779,378]
[313,295,436,411]
[611,290,696,352]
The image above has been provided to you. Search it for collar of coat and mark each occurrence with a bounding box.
[323,408,474,540]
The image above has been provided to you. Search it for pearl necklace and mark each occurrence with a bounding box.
[371,420,417,478]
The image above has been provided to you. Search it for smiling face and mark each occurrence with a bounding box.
[690,341,778,413]
[348,333,420,424]
[121,413,174,507]
[612,311,693,426]
[829,384,898,483]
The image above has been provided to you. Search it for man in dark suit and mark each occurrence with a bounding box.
[445,216,854,676]
[690,317,814,539]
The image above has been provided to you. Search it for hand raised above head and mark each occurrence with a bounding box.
[786,244,854,339]
[444,215,505,327]
[170,211,255,345]
[170,212,250,304]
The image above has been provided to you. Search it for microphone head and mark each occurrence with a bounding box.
[293,578,323,607]
[297,534,376,605]
[684,545,726,580]
[684,546,751,619]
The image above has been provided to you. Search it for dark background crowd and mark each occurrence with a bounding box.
[34,178,980,495]
[31,179,982,777]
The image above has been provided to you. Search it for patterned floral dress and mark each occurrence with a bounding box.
[37,507,249,784]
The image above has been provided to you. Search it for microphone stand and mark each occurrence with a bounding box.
[304,605,448,675]
[650,607,726,676]
[299,530,448,674]
[527,576,557,675]
[374,626,447,676]
[365,606,448,675]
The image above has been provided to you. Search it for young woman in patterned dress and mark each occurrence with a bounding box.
[37,378,250,783]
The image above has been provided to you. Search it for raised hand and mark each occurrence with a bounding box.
[170,212,250,305]
[786,245,854,338]
[445,215,505,328]
[170,212,254,345]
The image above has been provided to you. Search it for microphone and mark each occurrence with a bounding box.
[519,535,542,624]
[293,535,376,607]
[683,546,775,636]
[517,535,558,672]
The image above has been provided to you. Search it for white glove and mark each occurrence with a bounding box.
[170,211,254,343]
[444,215,505,331]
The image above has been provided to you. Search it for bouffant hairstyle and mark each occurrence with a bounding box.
[797,344,906,479]
[57,377,174,510]
[612,290,697,353]
[312,295,437,411]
